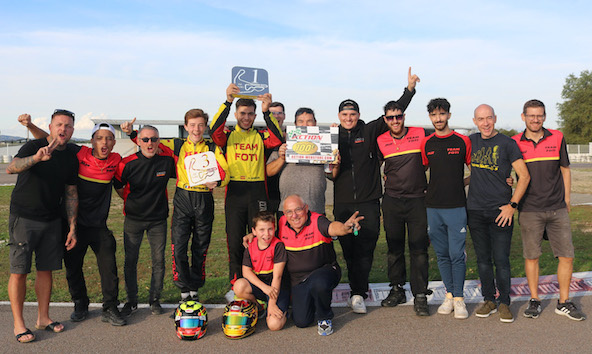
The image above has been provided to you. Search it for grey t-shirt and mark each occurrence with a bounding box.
[268,150,327,214]
[467,132,523,210]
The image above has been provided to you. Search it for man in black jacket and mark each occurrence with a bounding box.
[330,67,419,314]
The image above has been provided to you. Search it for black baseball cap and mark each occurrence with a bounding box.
[338,99,359,113]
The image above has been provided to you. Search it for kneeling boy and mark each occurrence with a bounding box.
[234,212,289,331]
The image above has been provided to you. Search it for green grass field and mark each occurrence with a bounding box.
[1,183,591,304]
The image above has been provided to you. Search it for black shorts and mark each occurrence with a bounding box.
[9,214,63,274]
[248,280,290,313]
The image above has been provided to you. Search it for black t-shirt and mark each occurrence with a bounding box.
[10,138,78,221]
[420,131,472,208]
[467,133,523,210]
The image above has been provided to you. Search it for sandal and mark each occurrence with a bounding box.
[15,328,35,343]
[35,321,64,333]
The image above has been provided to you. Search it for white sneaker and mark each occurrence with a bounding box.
[438,297,454,315]
[224,290,235,303]
[348,295,367,314]
[454,299,469,319]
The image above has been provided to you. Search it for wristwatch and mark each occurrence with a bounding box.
[509,201,518,209]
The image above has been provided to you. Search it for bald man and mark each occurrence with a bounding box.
[467,104,530,323]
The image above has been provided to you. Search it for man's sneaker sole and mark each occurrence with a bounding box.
[101,315,127,326]
[555,307,586,321]
[523,312,540,319]
[475,309,497,318]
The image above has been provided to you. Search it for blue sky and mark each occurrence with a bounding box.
[1,0,591,138]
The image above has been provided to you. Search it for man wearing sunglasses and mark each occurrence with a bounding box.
[376,101,431,316]
[19,118,127,326]
[8,109,79,343]
[330,67,419,315]
[114,125,176,317]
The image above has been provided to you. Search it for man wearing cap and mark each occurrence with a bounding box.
[8,110,78,343]
[20,117,127,326]
[330,68,419,314]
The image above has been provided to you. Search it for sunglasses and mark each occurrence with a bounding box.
[53,109,75,119]
[140,137,159,142]
[385,114,404,121]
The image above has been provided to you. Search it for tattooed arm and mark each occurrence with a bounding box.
[64,184,78,251]
[7,138,58,174]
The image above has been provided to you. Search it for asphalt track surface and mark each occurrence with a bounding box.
[2,164,592,352]
[2,296,591,353]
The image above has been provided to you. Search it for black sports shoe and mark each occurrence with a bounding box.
[121,302,138,317]
[523,298,541,319]
[555,300,586,321]
[150,301,163,315]
[414,294,430,316]
[381,286,407,307]
[70,301,89,322]
[101,306,127,326]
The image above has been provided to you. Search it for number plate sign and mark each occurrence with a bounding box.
[285,126,339,164]
[231,66,269,99]
[184,151,221,187]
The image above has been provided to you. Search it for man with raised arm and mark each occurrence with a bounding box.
[376,100,431,316]
[330,68,419,314]
[209,84,283,284]
[19,117,127,326]
[7,109,78,343]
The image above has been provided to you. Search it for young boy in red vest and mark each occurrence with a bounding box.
[233,212,289,331]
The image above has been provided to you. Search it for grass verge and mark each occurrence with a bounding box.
[1,184,591,304]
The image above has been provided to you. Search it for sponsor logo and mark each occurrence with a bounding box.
[292,141,318,155]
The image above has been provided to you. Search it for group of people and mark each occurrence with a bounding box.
[6,67,585,343]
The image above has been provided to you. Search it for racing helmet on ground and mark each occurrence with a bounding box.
[175,300,207,340]
[222,299,258,339]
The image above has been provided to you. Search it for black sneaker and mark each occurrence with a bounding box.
[256,301,267,319]
[381,286,406,307]
[414,294,430,316]
[70,301,89,322]
[151,301,163,315]
[121,302,138,317]
[555,300,586,321]
[102,306,127,326]
[523,298,541,319]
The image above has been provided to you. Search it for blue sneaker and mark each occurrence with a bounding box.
[317,319,333,336]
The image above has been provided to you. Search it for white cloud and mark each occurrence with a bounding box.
[1,2,590,138]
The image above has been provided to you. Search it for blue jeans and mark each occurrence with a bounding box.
[427,207,467,298]
[123,217,167,304]
[291,264,341,327]
[468,209,513,305]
